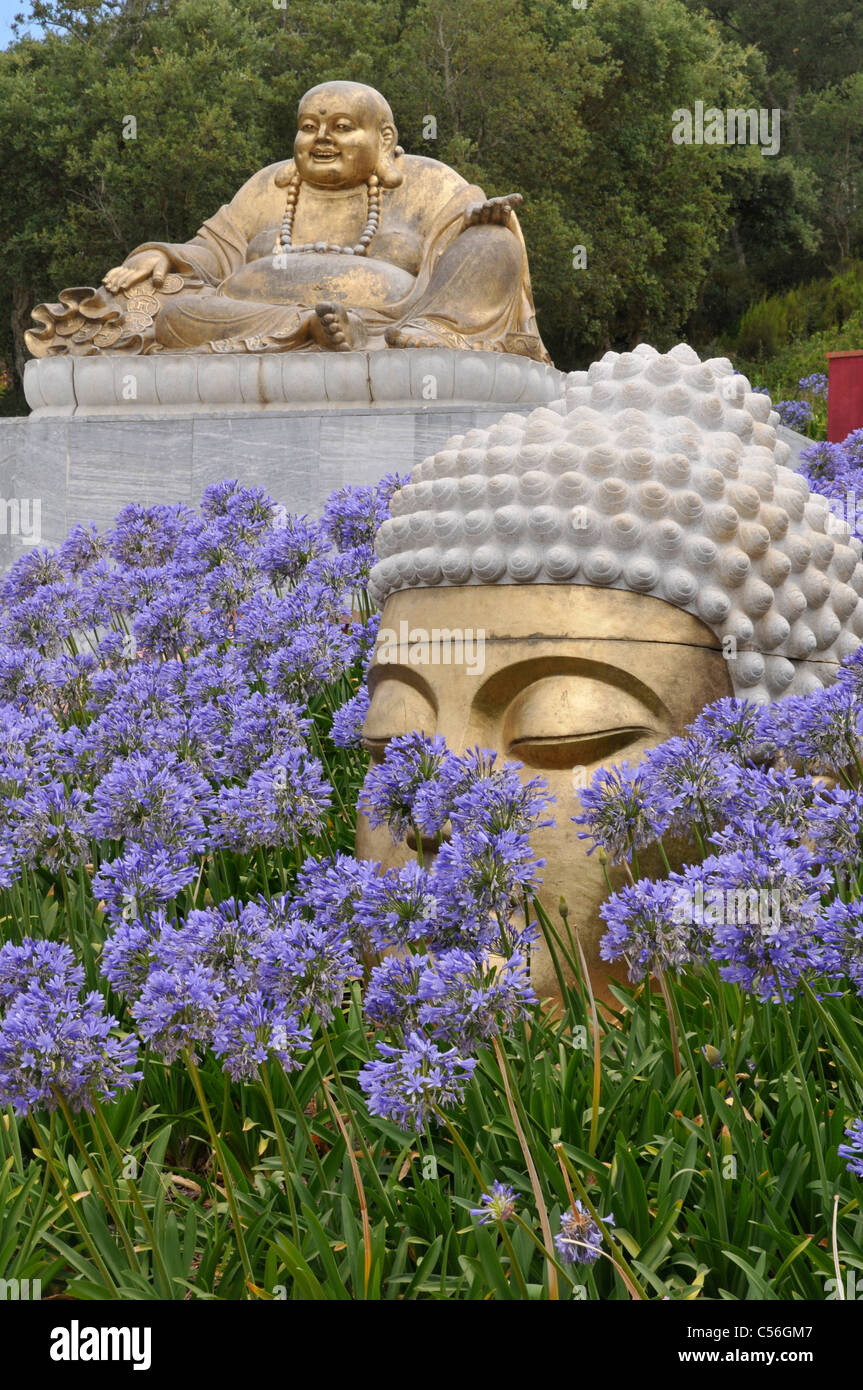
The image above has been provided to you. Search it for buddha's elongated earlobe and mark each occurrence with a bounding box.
[376,124,404,189]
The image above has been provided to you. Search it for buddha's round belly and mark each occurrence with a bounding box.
[220,254,416,308]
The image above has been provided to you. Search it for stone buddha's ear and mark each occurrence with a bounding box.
[376,122,404,188]
[274,161,295,188]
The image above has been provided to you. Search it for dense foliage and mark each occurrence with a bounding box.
[1,0,861,400]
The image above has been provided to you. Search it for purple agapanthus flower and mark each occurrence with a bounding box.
[701,821,832,999]
[331,687,371,749]
[6,783,90,874]
[688,697,775,763]
[416,947,536,1049]
[767,683,861,774]
[574,762,676,863]
[358,1030,477,1131]
[363,956,425,1031]
[807,787,863,866]
[361,732,451,843]
[89,752,213,851]
[720,763,815,832]
[839,1119,863,1178]
[256,512,330,588]
[641,736,737,838]
[211,991,312,1080]
[600,875,707,981]
[92,844,197,927]
[471,1181,519,1224]
[215,749,331,852]
[555,1200,614,1266]
[0,963,140,1114]
[775,399,813,432]
[353,861,439,951]
[430,826,544,952]
[322,473,407,552]
[798,373,828,399]
[254,908,362,1024]
[817,899,863,995]
[0,939,83,1007]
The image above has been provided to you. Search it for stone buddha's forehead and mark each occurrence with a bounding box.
[298,81,393,128]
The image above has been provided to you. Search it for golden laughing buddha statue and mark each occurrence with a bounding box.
[26,81,549,362]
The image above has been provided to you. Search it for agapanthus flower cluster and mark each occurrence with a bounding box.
[471,1181,519,1224]
[798,426,863,544]
[0,478,393,898]
[102,891,363,1077]
[573,762,675,863]
[364,945,536,1048]
[354,741,553,1128]
[815,898,863,996]
[359,1031,477,1132]
[0,938,140,1113]
[694,823,831,999]
[839,1119,863,1178]
[641,736,738,839]
[555,1201,615,1266]
[798,373,828,399]
[362,739,550,951]
[594,661,863,1003]
[600,876,708,981]
[773,398,813,432]
[766,681,861,775]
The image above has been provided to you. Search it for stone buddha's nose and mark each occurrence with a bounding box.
[429,700,475,763]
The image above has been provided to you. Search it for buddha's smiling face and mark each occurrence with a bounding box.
[356,585,734,1000]
[294,83,393,189]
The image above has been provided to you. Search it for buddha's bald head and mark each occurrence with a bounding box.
[295,82,400,189]
[299,81,396,129]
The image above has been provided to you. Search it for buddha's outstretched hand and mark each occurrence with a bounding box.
[463,193,523,228]
[102,250,171,296]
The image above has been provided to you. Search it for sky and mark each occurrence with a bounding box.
[0,0,44,48]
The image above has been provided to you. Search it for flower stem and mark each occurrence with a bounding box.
[28,1111,119,1295]
[258,1063,300,1246]
[55,1093,140,1272]
[185,1050,253,1288]
[492,1036,558,1300]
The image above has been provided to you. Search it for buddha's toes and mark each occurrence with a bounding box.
[384,319,468,350]
[312,302,367,351]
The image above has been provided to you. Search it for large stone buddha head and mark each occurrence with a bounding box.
[291,80,402,190]
[356,343,863,999]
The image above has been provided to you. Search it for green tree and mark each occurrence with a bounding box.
[797,74,863,264]
[0,0,771,394]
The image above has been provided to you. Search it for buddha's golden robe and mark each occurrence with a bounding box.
[26,155,550,361]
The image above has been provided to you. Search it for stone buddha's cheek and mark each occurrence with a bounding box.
[221,254,416,308]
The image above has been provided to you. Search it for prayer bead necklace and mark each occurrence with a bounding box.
[272,173,381,256]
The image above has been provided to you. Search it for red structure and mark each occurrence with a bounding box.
[827,350,863,442]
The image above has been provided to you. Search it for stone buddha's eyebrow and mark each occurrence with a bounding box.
[368,662,436,704]
[472,655,670,723]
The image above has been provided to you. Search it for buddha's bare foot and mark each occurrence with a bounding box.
[311,301,367,351]
[385,318,470,350]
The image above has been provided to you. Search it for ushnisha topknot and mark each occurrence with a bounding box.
[369,342,863,704]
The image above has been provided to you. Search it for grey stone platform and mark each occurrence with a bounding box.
[0,349,563,567]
